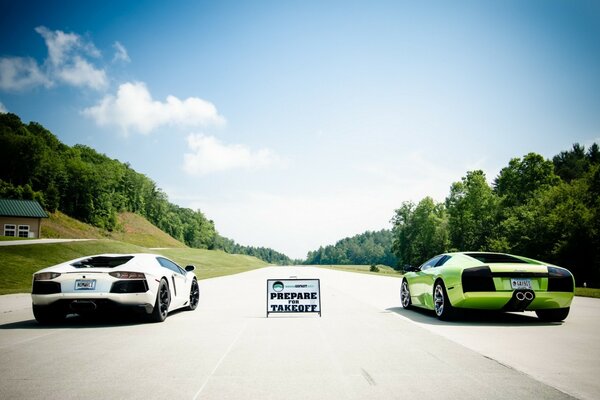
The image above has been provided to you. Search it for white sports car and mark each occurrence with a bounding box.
[31,253,200,323]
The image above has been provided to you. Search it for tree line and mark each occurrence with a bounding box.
[214,235,294,265]
[0,113,290,264]
[304,229,397,267]
[391,144,600,287]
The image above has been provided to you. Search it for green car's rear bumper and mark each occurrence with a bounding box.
[449,287,574,310]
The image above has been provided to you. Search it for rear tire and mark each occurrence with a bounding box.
[32,304,65,325]
[433,281,455,321]
[148,279,170,323]
[187,279,199,311]
[400,279,412,309]
[535,307,570,322]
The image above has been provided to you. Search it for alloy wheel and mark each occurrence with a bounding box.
[159,283,170,318]
[434,284,445,316]
[401,281,411,308]
[189,280,199,309]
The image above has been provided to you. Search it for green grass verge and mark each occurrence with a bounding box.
[315,264,403,277]
[575,287,600,298]
[0,240,269,295]
[0,236,32,241]
[157,248,268,280]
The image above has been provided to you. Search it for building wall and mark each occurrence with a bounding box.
[0,216,42,238]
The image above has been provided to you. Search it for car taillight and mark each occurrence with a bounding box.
[34,272,61,280]
[109,272,145,279]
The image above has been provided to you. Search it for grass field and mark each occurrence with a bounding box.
[0,240,269,295]
[0,237,31,242]
[575,287,600,298]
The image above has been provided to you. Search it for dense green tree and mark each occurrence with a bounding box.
[494,153,560,207]
[446,170,499,251]
[391,197,449,268]
[553,143,600,182]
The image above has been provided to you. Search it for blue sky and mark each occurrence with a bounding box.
[1,1,599,259]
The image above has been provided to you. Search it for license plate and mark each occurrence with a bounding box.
[511,278,532,290]
[75,279,96,290]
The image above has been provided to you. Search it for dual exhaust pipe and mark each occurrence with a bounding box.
[504,290,535,311]
[515,291,534,301]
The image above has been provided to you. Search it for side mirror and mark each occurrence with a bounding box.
[185,265,196,272]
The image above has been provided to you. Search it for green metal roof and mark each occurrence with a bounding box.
[0,199,48,218]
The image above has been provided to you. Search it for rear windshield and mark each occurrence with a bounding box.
[465,253,528,264]
[71,256,134,268]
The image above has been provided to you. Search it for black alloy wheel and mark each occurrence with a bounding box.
[149,279,170,322]
[187,279,199,311]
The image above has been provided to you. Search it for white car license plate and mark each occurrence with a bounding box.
[511,278,532,290]
[75,279,96,290]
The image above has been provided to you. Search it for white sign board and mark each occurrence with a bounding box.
[267,279,321,317]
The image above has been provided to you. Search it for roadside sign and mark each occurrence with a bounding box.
[266,279,321,317]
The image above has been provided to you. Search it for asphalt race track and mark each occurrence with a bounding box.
[1,267,598,399]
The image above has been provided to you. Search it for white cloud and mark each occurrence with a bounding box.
[0,57,52,91]
[56,56,107,90]
[35,26,101,63]
[183,134,278,175]
[35,26,106,90]
[35,26,84,66]
[0,102,7,113]
[112,41,130,63]
[0,26,107,91]
[82,81,225,134]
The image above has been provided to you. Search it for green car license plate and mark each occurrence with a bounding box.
[75,279,96,290]
[510,278,532,290]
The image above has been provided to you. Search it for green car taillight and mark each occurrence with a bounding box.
[462,266,496,292]
[547,267,574,292]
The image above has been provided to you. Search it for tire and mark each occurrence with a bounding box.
[535,307,570,322]
[400,279,412,309]
[187,279,199,311]
[148,279,170,323]
[32,304,65,325]
[433,280,455,321]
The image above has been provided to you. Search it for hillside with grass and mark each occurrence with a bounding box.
[42,211,107,239]
[110,212,187,248]
[42,211,187,248]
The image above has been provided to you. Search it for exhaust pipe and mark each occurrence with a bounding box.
[70,300,97,312]
[503,290,536,311]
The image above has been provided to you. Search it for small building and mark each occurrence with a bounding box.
[0,198,49,239]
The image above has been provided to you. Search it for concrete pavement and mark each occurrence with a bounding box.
[0,266,596,399]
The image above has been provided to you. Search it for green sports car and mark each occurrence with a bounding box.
[400,252,575,321]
